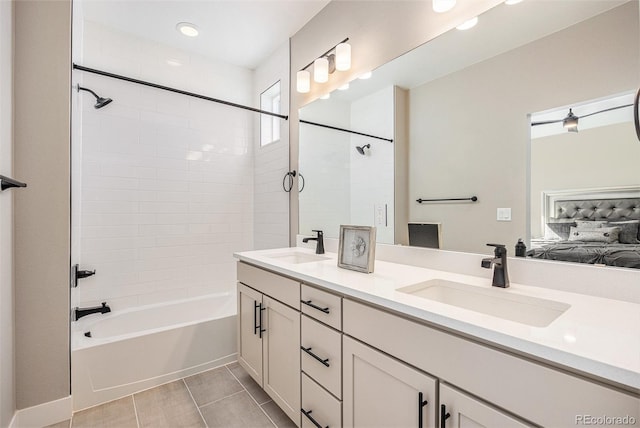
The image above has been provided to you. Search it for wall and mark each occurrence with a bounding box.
[72,20,254,310]
[530,121,640,237]
[350,87,395,243]
[253,41,290,250]
[408,3,639,253]
[14,0,71,410]
[289,0,504,244]
[0,0,15,424]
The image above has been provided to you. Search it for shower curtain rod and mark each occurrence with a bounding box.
[299,119,393,143]
[72,63,289,120]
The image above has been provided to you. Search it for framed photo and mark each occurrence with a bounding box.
[338,225,376,273]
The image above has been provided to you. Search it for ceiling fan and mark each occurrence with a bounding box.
[531,103,633,132]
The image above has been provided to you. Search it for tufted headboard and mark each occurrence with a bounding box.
[554,198,640,221]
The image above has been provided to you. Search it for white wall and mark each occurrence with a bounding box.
[0,1,15,425]
[253,41,290,250]
[408,3,639,254]
[530,121,640,237]
[350,86,395,243]
[72,21,254,310]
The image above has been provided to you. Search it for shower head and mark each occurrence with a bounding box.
[355,144,371,155]
[77,85,113,109]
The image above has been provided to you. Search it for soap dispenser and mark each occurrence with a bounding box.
[515,238,527,257]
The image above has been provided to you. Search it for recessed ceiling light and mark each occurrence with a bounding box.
[359,71,373,80]
[176,22,199,37]
[432,0,456,13]
[505,0,523,5]
[456,16,478,30]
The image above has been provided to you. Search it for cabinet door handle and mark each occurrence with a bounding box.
[259,303,266,339]
[440,404,451,428]
[301,299,330,314]
[253,301,260,335]
[301,408,328,428]
[301,346,330,367]
[418,392,428,428]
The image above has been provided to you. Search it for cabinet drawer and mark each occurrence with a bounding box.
[302,373,342,428]
[301,284,342,330]
[344,299,640,427]
[238,262,300,310]
[301,315,342,399]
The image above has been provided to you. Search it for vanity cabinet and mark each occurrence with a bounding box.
[343,336,437,428]
[237,263,301,426]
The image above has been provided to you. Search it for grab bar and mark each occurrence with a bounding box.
[0,175,27,191]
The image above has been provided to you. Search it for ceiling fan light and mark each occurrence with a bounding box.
[433,0,456,13]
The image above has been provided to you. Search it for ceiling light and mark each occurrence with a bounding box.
[297,70,311,93]
[314,57,329,83]
[433,0,456,13]
[176,22,199,37]
[563,109,579,132]
[359,71,372,80]
[335,42,351,71]
[338,83,350,91]
[505,0,523,5]
[456,17,478,30]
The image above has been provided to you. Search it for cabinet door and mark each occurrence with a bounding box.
[237,282,263,385]
[263,296,301,426]
[439,384,532,428]
[343,336,437,428]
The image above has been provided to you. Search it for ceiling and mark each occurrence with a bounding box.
[80,0,331,69]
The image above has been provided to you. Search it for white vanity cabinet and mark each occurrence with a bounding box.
[237,263,301,426]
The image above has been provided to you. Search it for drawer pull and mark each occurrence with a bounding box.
[418,392,429,428]
[440,404,451,428]
[301,299,330,314]
[253,301,260,335]
[301,408,328,428]
[301,346,330,367]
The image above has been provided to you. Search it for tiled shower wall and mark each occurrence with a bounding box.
[72,20,254,309]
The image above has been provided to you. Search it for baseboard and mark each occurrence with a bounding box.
[11,395,71,428]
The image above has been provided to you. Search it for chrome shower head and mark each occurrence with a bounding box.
[356,144,370,155]
[77,85,113,109]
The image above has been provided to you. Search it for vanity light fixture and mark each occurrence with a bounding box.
[563,109,579,132]
[296,38,351,93]
[433,0,456,13]
[456,16,478,30]
[176,22,199,37]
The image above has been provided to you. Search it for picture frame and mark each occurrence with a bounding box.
[338,225,376,273]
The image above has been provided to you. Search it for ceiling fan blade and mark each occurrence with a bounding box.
[531,119,563,126]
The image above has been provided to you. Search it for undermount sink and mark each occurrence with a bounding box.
[265,251,330,264]
[397,279,570,327]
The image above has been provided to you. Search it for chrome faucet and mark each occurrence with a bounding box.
[481,243,510,288]
[302,230,325,254]
[73,302,111,321]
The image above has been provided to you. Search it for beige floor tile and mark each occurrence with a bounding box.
[262,401,297,428]
[227,362,271,405]
[134,380,205,428]
[184,366,244,407]
[71,397,137,428]
[44,420,70,428]
[200,391,275,428]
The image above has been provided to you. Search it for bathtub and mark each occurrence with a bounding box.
[71,293,237,411]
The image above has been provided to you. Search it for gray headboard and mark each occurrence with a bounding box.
[554,198,640,221]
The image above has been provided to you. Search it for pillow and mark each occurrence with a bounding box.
[606,220,640,244]
[575,219,609,229]
[544,222,575,240]
[568,226,620,243]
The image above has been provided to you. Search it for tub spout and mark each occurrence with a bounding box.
[74,302,111,321]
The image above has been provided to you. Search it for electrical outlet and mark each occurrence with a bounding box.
[375,204,388,226]
[497,208,512,221]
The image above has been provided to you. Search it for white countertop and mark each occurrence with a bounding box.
[234,247,640,392]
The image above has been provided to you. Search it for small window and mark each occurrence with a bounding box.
[260,81,281,147]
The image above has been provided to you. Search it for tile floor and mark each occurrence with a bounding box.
[47,362,296,428]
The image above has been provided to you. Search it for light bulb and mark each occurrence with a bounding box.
[335,42,351,71]
[176,22,199,37]
[314,57,329,83]
[433,0,456,13]
[297,70,310,93]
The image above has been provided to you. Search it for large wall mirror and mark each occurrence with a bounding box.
[299,0,639,269]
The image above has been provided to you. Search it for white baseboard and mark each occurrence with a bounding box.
[10,395,71,428]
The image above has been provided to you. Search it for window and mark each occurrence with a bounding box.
[260,81,281,147]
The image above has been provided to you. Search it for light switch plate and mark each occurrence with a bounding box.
[375,204,388,226]
[497,208,511,221]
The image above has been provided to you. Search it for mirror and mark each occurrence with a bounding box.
[299,0,639,264]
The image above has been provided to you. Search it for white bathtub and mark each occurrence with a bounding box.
[71,293,237,411]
